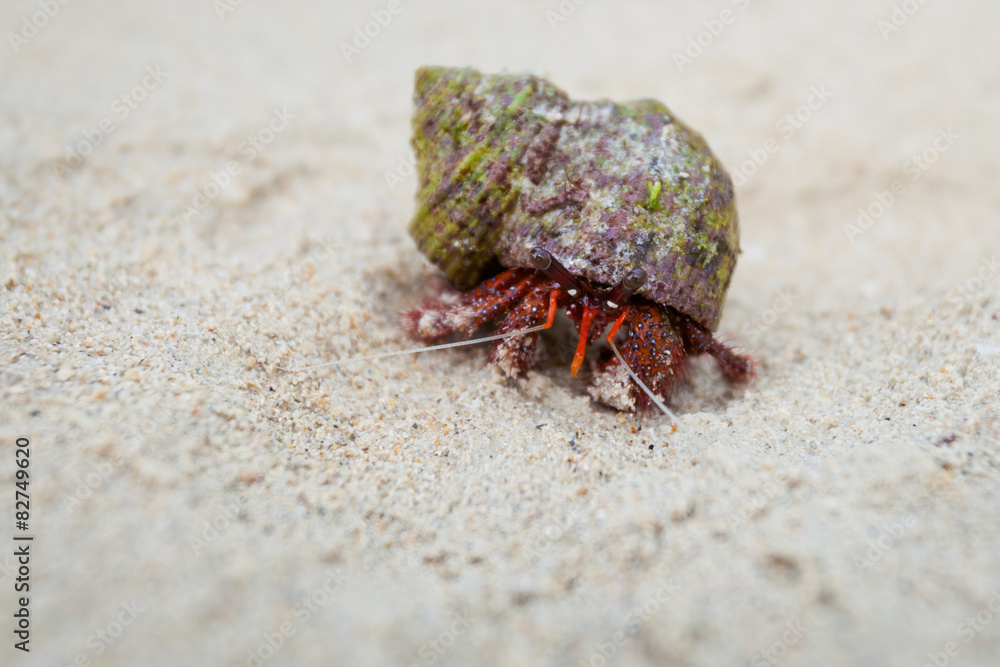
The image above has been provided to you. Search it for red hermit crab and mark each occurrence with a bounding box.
[401,67,754,415]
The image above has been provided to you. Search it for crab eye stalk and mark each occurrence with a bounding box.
[605,268,648,309]
[528,246,585,298]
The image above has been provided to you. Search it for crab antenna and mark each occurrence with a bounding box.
[608,336,680,426]
[277,323,550,373]
[604,268,647,310]
[529,247,585,298]
[571,304,596,376]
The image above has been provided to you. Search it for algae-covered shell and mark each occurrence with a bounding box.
[409,66,740,331]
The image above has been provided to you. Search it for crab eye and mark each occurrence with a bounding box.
[528,246,585,297]
[528,247,552,271]
[623,269,647,292]
[605,268,648,309]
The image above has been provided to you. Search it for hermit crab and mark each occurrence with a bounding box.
[402,66,754,415]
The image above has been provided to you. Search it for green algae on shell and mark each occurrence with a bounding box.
[408,66,740,331]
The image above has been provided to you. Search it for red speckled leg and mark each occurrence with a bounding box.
[401,269,543,341]
[589,304,688,413]
[488,288,561,378]
[670,309,755,382]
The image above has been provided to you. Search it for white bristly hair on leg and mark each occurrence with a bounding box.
[277,323,550,373]
[608,337,680,427]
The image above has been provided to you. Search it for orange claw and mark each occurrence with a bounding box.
[571,304,596,376]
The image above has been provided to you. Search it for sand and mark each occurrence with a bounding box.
[1,1,999,665]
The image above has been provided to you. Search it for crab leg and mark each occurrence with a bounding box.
[670,309,755,382]
[401,268,544,341]
[488,287,562,377]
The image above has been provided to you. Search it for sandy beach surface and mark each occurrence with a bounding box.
[2,1,999,665]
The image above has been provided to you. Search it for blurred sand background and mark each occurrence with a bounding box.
[1,1,999,665]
